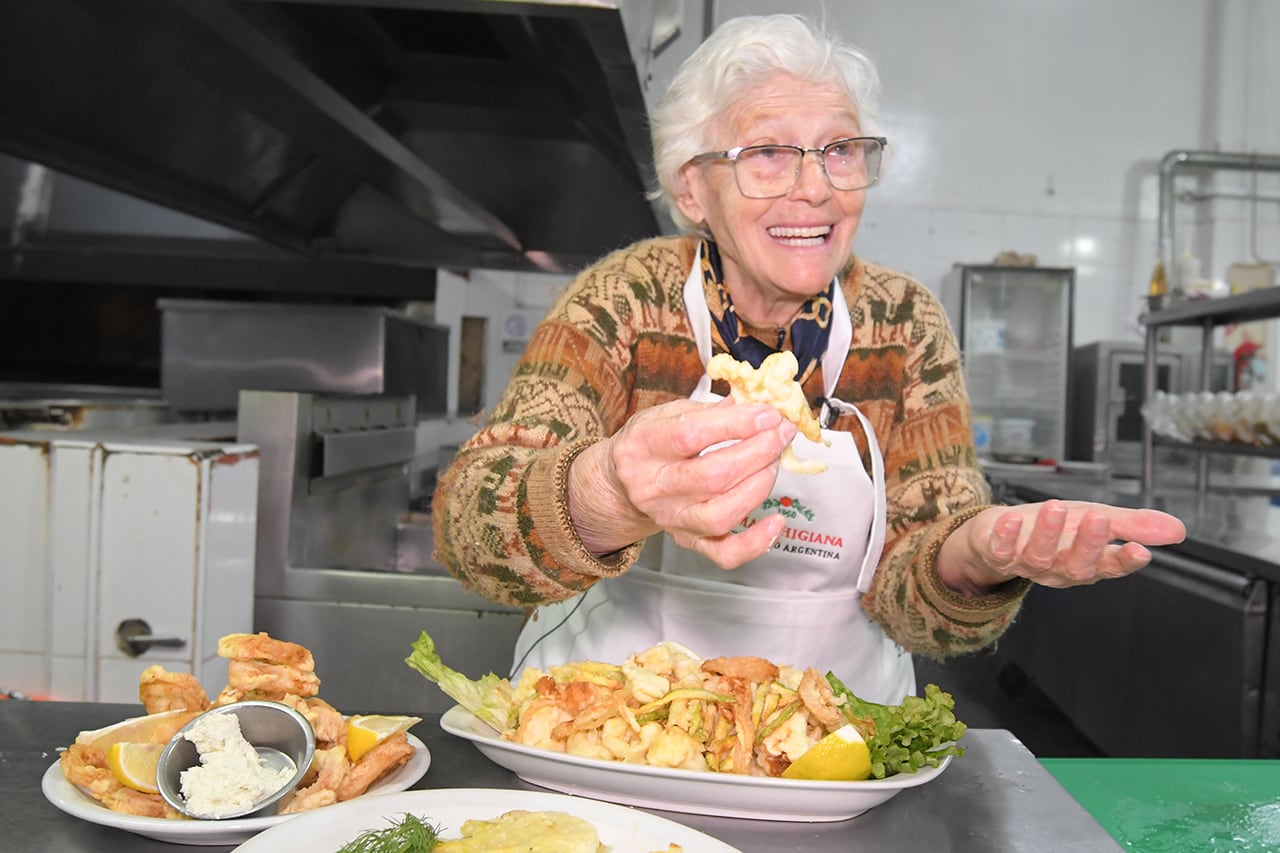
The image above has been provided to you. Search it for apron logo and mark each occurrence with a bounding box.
[752,497,846,554]
[761,495,815,522]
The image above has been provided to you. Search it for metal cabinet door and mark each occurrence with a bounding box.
[1004,548,1267,758]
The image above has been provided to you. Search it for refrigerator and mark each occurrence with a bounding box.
[941,264,1075,464]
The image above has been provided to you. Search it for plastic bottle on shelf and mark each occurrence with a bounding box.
[1148,256,1168,295]
[1177,249,1201,295]
[1146,256,1169,315]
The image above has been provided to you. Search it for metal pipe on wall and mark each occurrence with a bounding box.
[1158,150,1280,291]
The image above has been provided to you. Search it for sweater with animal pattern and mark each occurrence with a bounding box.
[431,235,1030,659]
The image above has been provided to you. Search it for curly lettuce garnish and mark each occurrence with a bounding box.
[826,675,967,779]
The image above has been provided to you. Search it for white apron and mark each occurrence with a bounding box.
[512,249,915,705]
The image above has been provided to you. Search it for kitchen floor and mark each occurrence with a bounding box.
[914,650,1105,758]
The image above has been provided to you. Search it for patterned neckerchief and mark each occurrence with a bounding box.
[700,237,834,385]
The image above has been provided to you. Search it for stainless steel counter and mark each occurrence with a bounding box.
[3,702,1120,852]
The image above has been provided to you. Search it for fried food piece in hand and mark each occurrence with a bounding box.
[707,351,829,473]
[217,632,315,671]
[138,664,210,714]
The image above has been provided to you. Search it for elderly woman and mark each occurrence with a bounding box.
[431,14,1184,703]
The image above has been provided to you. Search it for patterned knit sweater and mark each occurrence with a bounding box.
[431,235,1030,659]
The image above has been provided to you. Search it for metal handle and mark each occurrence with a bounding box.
[115,618,188,657]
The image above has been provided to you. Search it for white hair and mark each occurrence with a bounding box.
[649,14,883,233]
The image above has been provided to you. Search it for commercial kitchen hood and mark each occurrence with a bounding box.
[0,0,669,279]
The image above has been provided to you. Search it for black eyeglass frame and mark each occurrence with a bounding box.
[687,136,888,198]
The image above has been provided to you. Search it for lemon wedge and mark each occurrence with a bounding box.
[105,741,164,793]
[346,714,421,762]
[781,723,872,781]
[76,709,193,750]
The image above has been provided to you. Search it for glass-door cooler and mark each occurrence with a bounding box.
[941,264,1075,463]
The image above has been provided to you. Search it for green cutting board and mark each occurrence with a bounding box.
[1041,758,1280,852]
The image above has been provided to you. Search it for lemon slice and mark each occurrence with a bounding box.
[76,708,193,749]
[105,741,164,793]
[781,723,872,781]
[346,714,422,762]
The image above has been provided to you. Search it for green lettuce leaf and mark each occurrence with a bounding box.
[826,674,967,779]
[405,631,514,731]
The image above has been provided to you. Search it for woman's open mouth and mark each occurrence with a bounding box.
[767,225,831,247]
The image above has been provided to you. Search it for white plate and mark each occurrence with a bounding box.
[230,787,742,852]
[41,733,430,846]
[440,705,950,822]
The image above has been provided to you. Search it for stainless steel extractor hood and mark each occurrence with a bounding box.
[0,0,666,277]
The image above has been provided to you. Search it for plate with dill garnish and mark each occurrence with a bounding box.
[231,788,742,852]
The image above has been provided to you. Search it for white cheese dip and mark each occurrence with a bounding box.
[179,712,293,818]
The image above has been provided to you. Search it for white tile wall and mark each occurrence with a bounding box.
[448,0,1278,411]
[706,0,1280,346]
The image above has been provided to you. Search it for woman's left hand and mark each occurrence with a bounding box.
[938,500,1187,595]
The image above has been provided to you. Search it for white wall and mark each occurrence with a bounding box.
[450,0,1280,413]
[710,0,1279,346]
[435,268,569,417]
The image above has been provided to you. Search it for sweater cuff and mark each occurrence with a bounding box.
[526,437,643,580]
[919,504,1032,622]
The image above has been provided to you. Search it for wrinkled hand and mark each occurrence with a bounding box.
[939,500,1188,595]
[568,397,797,568]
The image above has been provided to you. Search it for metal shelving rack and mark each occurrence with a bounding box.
[1139,150,1280,503]
[1141,287,1280,500]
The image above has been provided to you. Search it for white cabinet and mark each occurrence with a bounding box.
[0,430,258,701]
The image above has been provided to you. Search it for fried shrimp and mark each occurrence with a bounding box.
[218,632,315,671]
[60,743,172,817]
[278,693,347,746]
[700,655,779,683]
[335,732,414,801]
[138,664,210,714]
[226,659,321,698]
[278,745,349,814]
[798,667,845,730]
[482,641,905,779]
[60,744,114,798]
[101,785,170,818]
[706,351,830,473]
[62,631,413,821]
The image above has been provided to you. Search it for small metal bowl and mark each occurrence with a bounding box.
[157,700,316,820]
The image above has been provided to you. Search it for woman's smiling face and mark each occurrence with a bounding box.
[675,72,868,324]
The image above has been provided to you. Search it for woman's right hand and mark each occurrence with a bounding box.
[568,397,798,567]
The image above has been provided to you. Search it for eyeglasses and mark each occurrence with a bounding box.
[688,136,887,199]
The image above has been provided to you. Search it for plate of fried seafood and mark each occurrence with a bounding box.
[440,705,946,822]
[43,632,431,846]
[410,632,965,823]
[231,788,742,852]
